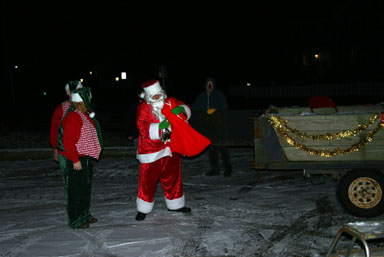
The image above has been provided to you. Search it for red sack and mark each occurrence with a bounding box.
[162,107,211,157]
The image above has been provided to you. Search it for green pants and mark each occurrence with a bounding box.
[58,154,95,228]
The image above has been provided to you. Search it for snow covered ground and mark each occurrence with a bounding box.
[1,147,383,257]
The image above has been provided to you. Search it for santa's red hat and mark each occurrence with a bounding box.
[141,79,162,98]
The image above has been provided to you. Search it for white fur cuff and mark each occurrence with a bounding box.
[149,123,161,140]
[137,197,154,214]
[165,195,185,210]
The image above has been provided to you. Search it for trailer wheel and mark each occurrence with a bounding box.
[337,169,384,217]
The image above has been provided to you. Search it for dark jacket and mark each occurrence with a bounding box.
[190,78,229,145]
[192,78,228,111]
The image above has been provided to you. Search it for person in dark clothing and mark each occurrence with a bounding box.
[192,77,232,177]
[192,77,228,112]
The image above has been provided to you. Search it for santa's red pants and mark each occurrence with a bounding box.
[136,153,185,213]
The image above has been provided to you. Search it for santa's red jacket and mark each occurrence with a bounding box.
[136,97,210,163]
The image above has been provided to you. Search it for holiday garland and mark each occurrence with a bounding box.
[267,114,384,157]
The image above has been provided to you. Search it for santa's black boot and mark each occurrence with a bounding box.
[135,212,146,221]
[168,207,191,213]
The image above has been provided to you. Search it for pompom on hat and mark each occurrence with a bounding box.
[141,79,162,98]
[71,87,96,118]
[65,80,83,95]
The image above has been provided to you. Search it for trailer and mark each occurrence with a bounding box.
[253,104,384,218]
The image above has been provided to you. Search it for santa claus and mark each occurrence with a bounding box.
[135,79,210,221]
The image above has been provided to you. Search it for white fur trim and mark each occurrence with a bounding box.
[89,112,95,118]
[143,81,161,97]
[180,104,191,120]
[65,82,83,95]
[149,123,161,140]
[76,81,83,89]
[165,195,185,210]
[137,147,172,163]
[137,197,154,214]
[71,92,83,102]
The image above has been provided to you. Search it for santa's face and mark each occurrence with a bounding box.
[151,94,162,101]
[150,93,166,120]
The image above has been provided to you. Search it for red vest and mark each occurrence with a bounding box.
[74,110,102,160]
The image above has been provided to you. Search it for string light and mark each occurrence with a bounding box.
[268,114,380,140]
[267,114,384,157]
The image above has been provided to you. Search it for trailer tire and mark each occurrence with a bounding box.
[337,169,384,218]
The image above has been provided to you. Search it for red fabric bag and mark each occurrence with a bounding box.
[162,107,211,157]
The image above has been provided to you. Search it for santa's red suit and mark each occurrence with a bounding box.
[136,97,192,213]
[50,101,71,150]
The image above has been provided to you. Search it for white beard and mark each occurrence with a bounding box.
[151,99,165,120]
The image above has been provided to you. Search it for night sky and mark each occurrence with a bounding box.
[2,0,384,121]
